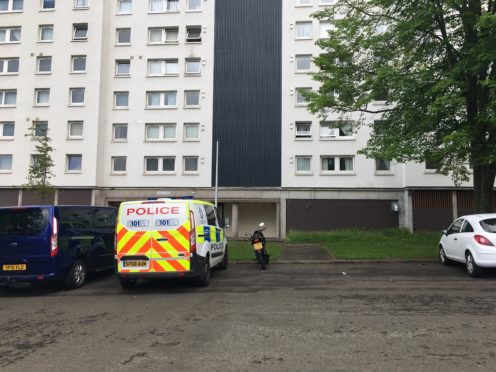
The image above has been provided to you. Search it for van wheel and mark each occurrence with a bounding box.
[195,257,211,287]
[64,259,87,289]
[119,278,137,290]
[217,247,228,270]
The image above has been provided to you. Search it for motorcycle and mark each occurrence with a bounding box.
[248,222,269,270]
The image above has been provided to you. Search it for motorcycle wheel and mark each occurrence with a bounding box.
[256,251,266,270]
[264,252,269,265]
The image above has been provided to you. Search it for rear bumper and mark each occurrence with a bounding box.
[116,254,204,279]
[0,273,57,284]
[473,252,496,268]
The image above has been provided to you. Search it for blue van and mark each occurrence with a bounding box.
[0,206,116,289]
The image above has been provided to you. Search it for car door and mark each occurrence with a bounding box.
[443,219,464,261]
[204,204,224,266]
[457,219,475,259]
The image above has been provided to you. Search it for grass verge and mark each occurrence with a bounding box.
[228,241,284,261]
[287,228,440,260]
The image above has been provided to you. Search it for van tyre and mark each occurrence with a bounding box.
[466,252,483,278]
[119,278,137,290]
[64,259,87,289]
[218,247,228,270]
[196,257,211,287]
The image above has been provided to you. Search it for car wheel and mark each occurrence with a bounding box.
[195,256,211,287]
[466,252,483,278]
[64,259,88,289]
[119,277,137,290]
[217,247,228,270]
[439,246,450,265]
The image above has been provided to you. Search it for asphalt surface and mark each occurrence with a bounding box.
[1,262,496,371]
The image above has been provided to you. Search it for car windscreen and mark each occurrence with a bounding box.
[480,218,496,233]
[0,208,49,236]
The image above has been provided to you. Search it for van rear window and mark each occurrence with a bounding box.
[480,218,496,233]
[0,208,49,235]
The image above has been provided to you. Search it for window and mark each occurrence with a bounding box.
[295,122,311,139]
[0,27,21,43]
[36,57,52,73]
[295,55,311,72]
[41,0,55,10]
[68,121,83,139]
[0,122,14,138]
[116,28,131,44]
[32,121,48,137]
[0,90,16,106]
[117,0,131,13]
[0,155,12,171]
[295,87,311,106]
[321,156,354,173]
[320,0,337,4]
[319,21,333,38]
[447,219,463,235]
[186,26,201,43]
[112,156,126,173]
[187,0,201,11]
[0,0,23,12]
[148,27,178,44]
[319,121,353,138]
[185,58,201,75]
[145,123,176,141]
[115,60,130,76]
[375,159,391,172]
[295,22,312,39]
[69,88,85,105]
[112,123,127,141]
[425,156,441,171]
[183,156,198,173]
[150,0,179,12]
[296,0,311,5]
[184,123,199,140]
[296,156,312,173]
[145,156,175,173]
[39,25,53,42]
[73,23,88,41]
[35,89,50,106]
[71,55,86,73]
[0,58,19,74]
[148,59,178,76]
[146,91,177,108]
[184,90,200,107]
[461,220,474,233]
[74,0,88,8]
[114,92,129,108]
[67,154,82,172]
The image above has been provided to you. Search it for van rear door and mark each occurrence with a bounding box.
[116,203,153,273]
[0,207,53,277]
[149,201,190,273]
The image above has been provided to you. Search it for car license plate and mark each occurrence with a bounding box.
[253,242,263,250]
[3,264,27,271]
[123,261,148,268]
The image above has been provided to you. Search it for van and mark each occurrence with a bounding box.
[116,198,227,288]
[0,206,117,289]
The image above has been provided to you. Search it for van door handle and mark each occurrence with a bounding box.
[157,238,168,242]
[454,238,458,241]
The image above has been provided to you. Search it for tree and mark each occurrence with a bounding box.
[308,0,496,212]
[24,123,55,202]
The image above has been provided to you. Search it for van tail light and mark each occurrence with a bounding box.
[51,217,59,257]
[474,235,494,246]
[189,210,196,253]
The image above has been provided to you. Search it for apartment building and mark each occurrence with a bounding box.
[0,0,478,238]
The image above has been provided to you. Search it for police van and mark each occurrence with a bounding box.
[115,198,227,289]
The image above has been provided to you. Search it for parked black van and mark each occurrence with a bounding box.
[0,206,116,289]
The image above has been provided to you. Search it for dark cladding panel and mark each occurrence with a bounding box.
[58,189,92,205]
[213,0,282,187]
[22,191,55,205]
[0,190,18,207]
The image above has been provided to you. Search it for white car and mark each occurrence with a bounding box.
[439,214,496,277]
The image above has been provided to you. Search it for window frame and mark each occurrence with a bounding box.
[295,155,312,175]
[145,123,177,142]
[295,21,312,40]
[319,120,354,139]
[295,54,312,73]
[71,55,86,73]
[0,121,15,139]
[34,88,50,106]
[67,120,83,139]
[72,23,88,41]
[183,122,200,141]
[0,0,23,12]
[183,156,199,174]
[36,56,52,74]
[0,58,19,74]
[33,121,49,137]
[74,0,89,9]
[186,0,201,12]
[69,87,85,106]
[147,58,179,76]
[185,25,202,43]
[41,0,55,10]
[38,24,53,42]
[113,91,129,109]
[144,156,176,174]
[184,90,200,108]
[117,0,132,14]
[0,90,17,107]
[185,58,201,75]
[146,91,177,109]
[149,0,179,13]
[320,155,355,174]
[295,87,311,106]
[148,27,179,44]
[111,156,127,174]
[375,159,392,174]
[66,154,82,173]
[116,28,131,45]
[112,123,128,142]
[295,121,312,140]
[0,154,13,172]
[0,27,21,44]
[115,59,131,76]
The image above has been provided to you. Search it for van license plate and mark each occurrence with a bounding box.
[3,264,27,271]
[123,261,148,268]
[253,242,263,250]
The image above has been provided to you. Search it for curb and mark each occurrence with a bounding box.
[231,259,438,265]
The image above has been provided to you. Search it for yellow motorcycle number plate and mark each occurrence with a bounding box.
[253,242,263,250]
[3,264,27,271]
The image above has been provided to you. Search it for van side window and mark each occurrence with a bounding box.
[94,208,115,228]
[204,205,217,226]
[59,207,93,229]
